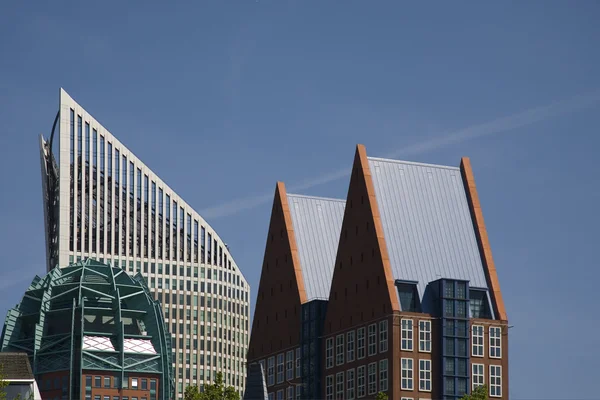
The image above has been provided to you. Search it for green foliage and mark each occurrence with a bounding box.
[375,392,389,400]
[460,385,488,400]
[184,372,239,400]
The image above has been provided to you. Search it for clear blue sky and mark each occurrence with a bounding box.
[1,1,599,398]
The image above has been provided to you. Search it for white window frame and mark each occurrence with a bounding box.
[336,334,345,366]
[357,365,366,398]
[379,359,388,392]
[295,347,301,378]
[286,386,294,400]
[489,326,502,358]
[346,368,355,400]
[336,371,344,399]
[472,325,484,357]
[267,356,275,386]
[489,365,502,397]
[276,389,284,400]
[418,359,431,392]
[357,328,366,359]
[401,358,413,390]
[277,353,285,384]
[472,363,484,390]
[286,350,294,381]
[379,320,388,353]
[418,320,431,353]
[402,319,413,351]
[367,362,377,395]
[367,324,377,356]
[326,337,334,369]
[326,375,334,400]
[347,330,355,362]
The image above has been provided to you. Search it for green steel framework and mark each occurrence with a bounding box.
[1,259,174,400]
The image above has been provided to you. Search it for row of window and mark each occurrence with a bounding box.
[260,348,302,387]
[326,321,389,369]
[472,325,502,358]
[266,386,300,400]
[86,376,156,391]
[325,359,388,399]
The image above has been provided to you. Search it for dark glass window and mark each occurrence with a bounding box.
[85,376,92,388]
[470,289,492,319]
[94,376,101,387]
[397,283,420,312]
[141,379,147,390]
[104,377,110,388]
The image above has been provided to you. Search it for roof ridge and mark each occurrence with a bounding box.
[368,156,460,171]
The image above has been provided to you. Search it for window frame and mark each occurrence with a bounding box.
[367,362,377,395]
[347,330,355,362]
[489,365,502,397]
[286,350,294,381]
[418,320,431,353]
[367,324,377,356]
[401,318,413,351]
[357,327,366,359]
[379,320,388,353]
[326,337,334,369]
[346,368,355,400]
[401,357,414,390]
[336,334,345,366]
[357,365,366,398]
[267,356,275,386]
[472,363,485,391]
[379,359,388,392]
[489,326,502,358]
[418,359,431,392]
[326,375,334,400]
[472,325,484,357]
[336,371,345,399]
[277,353,285,384]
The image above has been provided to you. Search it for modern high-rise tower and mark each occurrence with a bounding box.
[39,88,251,399]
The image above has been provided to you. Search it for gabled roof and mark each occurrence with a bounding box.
[287,194,346,301]
[0,352,34,380]
[367,156,488,298]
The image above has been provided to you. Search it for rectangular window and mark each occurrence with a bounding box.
[472,325,484,357]
[347,330,355,362]
[326,375,333,400]
[267,356,275,386]
[336,372,344,399]
[104,377,110,388]
[286,350,294,380]
[402,319,413,351]
[419,320,431,353]
[277,353,284,384]
[357,366,365,398]
[401,358,413,390]
[357,327,365,359]
[336,334,345,366]
[472,363,484,390]
[326,337,334,369]
[379,320,388,353]
[131,378,138,389]
[489,365,502,397]
[276,390,283,400]
[295,347,301,378]
[490,327,501,358]
[346,368,355,400]
[94,376,101,387]
[367,324,377,356]
[286,386,294,400]
[367,362,377,395]
[418,359,431,392]
[379,359,388,392]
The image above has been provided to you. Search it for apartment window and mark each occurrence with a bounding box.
[346,368,355,400]
[345,330,355,363]
[357,328,365,359]
[326,375,333,400]
[490,365,502,397]
[295,348,301,378]
[277,390,283,400]
[419,320,431,352]
[418,359,431,392]
[367,324,376,356]
[401,358,413,390]
[336,372,344,399]
[326,337,334,369]
[286,350,294,380]
[267,357,275,386]
[104,377,110,388]
[379,320,388,353]
[277,353,285,384]
[336,334,345,366]
[131,378,138,389]
[490,327,501,358]
[379,359,388,392]
[268,394,274,400]
[357,366,365,398]
[472,325,484,357]
[286,386,294,400]
[367,362,377,395]
[94,376,101,387]
[472,363,484,390]
[402,319,413,351]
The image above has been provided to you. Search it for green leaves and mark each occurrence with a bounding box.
[184,372,240,400]
[460,385,488,400]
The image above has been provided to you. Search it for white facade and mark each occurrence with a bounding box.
[39,88,250,398]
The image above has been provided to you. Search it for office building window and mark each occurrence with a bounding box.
[490,365,502,397]
[472,363,484,390]
[286,386,294,400]
[357,366,365,398]
[347,330,355,362]
[367,362,377,395]
[346,368,355,400]
[367,324,377,356]
[402,319,413,351]
[277,353,284,384]
[286,350,294,381]
[472,325,484,357]
[490,327,501,358]
[326,337,334,369]
[419,359,431,392]
[336,334,345,366]
[379,359,388,392]
[419,320,431,353]
[326,375,333,400]
[401,358,413,390]
[357,327,365,359]
[336,372,344,399]
[379,320,388,353]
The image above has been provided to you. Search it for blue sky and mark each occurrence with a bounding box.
[1,1,599,398]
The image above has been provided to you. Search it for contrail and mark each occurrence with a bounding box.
[200,89,600,219]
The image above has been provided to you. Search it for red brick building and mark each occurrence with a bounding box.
[248,145,508,400]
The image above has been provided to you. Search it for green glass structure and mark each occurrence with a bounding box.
[1,259,174,400]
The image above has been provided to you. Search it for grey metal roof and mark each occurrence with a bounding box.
[367,157,488,300]
[287,194,346,301]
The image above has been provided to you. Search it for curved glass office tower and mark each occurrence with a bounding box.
[39,88,250,399]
